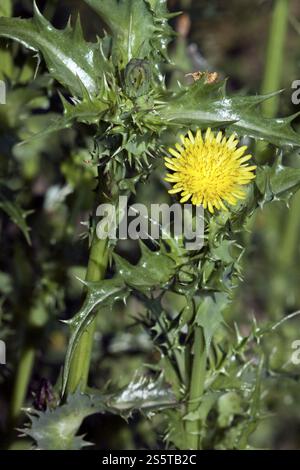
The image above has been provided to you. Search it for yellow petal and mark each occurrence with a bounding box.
[168,187,182,194]
[234,146,247,158]
[180,193,192,203]
[205,127,212,142]
[168,148,181,158]
[239,154,252,163]
[208,201,214,213]
[188,130,195,143]
[216,131,223,143]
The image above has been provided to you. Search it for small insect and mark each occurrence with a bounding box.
[185,71,219,84]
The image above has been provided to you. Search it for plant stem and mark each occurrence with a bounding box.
[247,0,290,240]
[65,235,109,393]
[278,194,300,269]
[258,0,296,320]
[261,0,290,118]
[185,326,206,450]
[268,191,300,317]
[255,0,290,166]
[9,344,35,425]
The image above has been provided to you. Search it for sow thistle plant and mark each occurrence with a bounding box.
[1,0,300,450]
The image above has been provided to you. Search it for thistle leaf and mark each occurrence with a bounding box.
[160,81,300,148]
[62,279,127,394]
[19,92,110,142]
[107,374,177,418]
[113,241,176,293]
[83,0,172,66]
[0,2,110,97]
[22,376,175,449]
[256,163,300,203]
[21,392,106,450]
[0,183,31,244]
[195,293,228,354]
[63,242,178,393]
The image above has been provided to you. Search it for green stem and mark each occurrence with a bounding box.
[268,191,300,317]
[258,0,297,320]
[65,235,109,393]
[278,195,300,270]
[247,0,290,242]
[261,0,290,118]
[255,0,290,164]
[185,326,206,450]
[9,344,35,425]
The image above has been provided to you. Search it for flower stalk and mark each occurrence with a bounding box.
[261,0,290,118]
[185,326,206,450]
[9,343,35,425]
[65,234,109,394]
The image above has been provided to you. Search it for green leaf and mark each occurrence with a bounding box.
[269,166,300,197]
[195,293,228,354]
[23,376,175,449]
[107,374,176,417]
[0,184,31,244]
[84,0,172,66]
[0,3,110,97]
[113,241,176,293]
[217,392,243,428]
[184,391,220,423]
[256,163,300,203]
[62,278,127,394]
[63,241,179,393]
[160,80,300,147]
[21,392,106,450]
[20,90,110,142]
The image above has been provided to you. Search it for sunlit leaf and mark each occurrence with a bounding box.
[84,0,172,66]
[159,80,300,148]
[0,2,111,97]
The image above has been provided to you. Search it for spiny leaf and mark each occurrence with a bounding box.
[0,183,31,244]
[159,80,300,148]
[63,242,179,393]
[61,92,109,126]
[19,91,110,142]
[23,376,175,449]
[62,279,127,394]
[195,293,229,354]
[113,241,176,293]
[270,167,300,195]
[256,162,300,204]
[107,374,177,418]
[84,0,172,66]
[0,2,111,97]
[21,392,106,450]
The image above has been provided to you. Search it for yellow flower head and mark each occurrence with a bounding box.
[165,128,256,213]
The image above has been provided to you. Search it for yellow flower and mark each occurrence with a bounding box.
[165,128,256,214]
